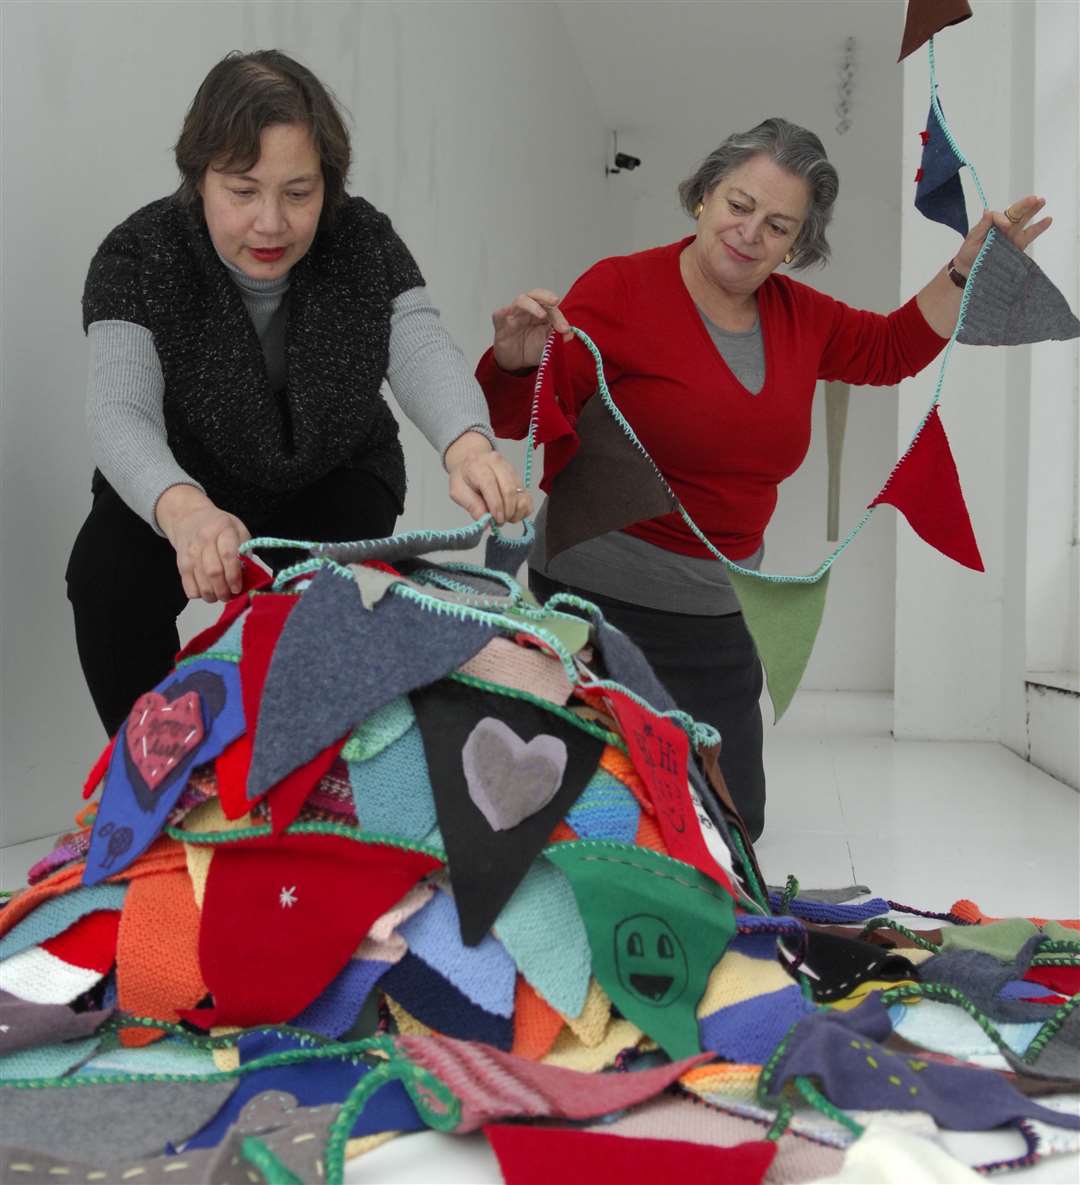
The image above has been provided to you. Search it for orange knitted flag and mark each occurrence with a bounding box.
[117,869,207,1046]
[512,977,565,1060]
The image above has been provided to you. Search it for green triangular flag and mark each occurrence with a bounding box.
[546,840,735,1059]
[728,568,830,722]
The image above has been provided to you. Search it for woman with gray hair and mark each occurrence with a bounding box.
[476,117,1049,839]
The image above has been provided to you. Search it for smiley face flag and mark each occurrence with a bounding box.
[546,841,736,1059]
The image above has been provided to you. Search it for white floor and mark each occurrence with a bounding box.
[1,692,1078,1182]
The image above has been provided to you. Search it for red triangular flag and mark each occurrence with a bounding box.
[181,834,442,1028]
[871,406,983,571]
[174,557,272,664]
[533,333,581,491]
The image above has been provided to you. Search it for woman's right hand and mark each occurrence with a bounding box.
[155,485,251,603]
[491,288,574,371]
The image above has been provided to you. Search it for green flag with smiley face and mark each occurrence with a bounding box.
[546,840,736,1059]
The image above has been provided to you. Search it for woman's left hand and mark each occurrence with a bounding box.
[954,196,1052,273]
[445,431,532,526]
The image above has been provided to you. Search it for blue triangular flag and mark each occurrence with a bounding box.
[915,102,968,236]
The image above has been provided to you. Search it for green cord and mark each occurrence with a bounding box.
[858,918,942,954]
[240,1137,306,1185]
[795,1076,865,1138]
[729,829,769,914]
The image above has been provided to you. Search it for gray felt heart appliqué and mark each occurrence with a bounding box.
[462,717,568,831]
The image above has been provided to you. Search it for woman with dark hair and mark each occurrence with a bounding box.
[477,117,1050,839]
[67,50,530,737]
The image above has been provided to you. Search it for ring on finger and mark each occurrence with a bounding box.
[1004,205,1022,225]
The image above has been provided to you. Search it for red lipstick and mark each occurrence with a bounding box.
[249,247,286,263]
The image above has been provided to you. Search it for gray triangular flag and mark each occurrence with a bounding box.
[959,234,1080,346]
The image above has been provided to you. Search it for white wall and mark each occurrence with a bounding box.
[0,0,628,846]
[895,0,1080,748]
[557,0,906,693]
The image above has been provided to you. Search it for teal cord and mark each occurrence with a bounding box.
[928,37,989,209]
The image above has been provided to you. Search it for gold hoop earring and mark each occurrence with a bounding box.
[693,202,704,218]
[783,251,793,265]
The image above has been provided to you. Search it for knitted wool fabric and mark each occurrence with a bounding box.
[348,723,436,841]
[566,768,641,844]
[0,884,126,960]
[512,977,565,1060]
[592,1094,845,1184]
[679,1062,762,1102]
[0,911,119,1004]
[492,858,592,1017]
[541,1017,646,1072]
[484,1124,777,1185]
[340,695,415,763]
[0,1036,99,1081]
[290,957,390,1037]
[356,881,436,964]
[458,636,573,706]
[82,196,420,518]
[395,1032,708,1132]
[889,1000,1041,1067]
[949,898,1080,932]
[561,977,615,1046]
[26,828,92,885]
[115,869,206,1046]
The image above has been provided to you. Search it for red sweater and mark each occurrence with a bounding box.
[476,237,947,561]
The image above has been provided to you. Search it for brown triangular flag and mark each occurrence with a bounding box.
[898,0,972,62]
[544,395,676,564]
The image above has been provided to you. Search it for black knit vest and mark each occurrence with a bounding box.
[82,195,424,521]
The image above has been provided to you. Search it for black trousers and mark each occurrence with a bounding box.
[528,569,766,840]
[66,469,399,738]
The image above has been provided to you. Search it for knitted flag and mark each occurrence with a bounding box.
[84,659,243,885]
[484,1125,777,1185]
[348,723,437,841]
[958,232,1080,346]
[727,568,829,722]
[544,392,676,564]
[411,679,603,946]
[181,833,441,1028]
[915,102,968,236]
[898,0,972,62]
[547,842,736,1059]
[0,911,119,1005]
[871,406,983,571]
[247,569,495,802]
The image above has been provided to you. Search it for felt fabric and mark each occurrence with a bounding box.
[249,569,495,801]
[940,917,1041,960]
[291,957,390,1037]
[594,1094,846,1183]
[566,767,641,844]
[485,520,535,576]
[815,1117,981,1183]
[958,231,1080,346]
[547,841,736,1059]
[356,882,436,964]
[381,951,514,1049]
[341,695,415,762]
[85,659,243,884]
[1002,1002,1080,1081]
[173,558,271,662]
[949,899,1080,932]
[0,911,120,1004]
[115,869,206,1045]
[395,1031,708,1132]
[589,686,736,896]
[492,858,592,1017]
[898,0,973,61]
[399,889,517,1017]
[507,604,592,657]
[530,326,582,489]
[313,516,489,565]
[798,929,919,1004]
[0,991,111,1056]
[0,884,126,960]
[914,103,969,236]
[348,722,436,840]
[182,833,441,1027]
[459,636,573,706]
[83,737,115,799]
[727,567,829,723]
[411,678,603,946]
[919,937,1063,1024]
[871,406,983,571]
[463,716,568,831]
[544,390,677,564]
[484,1124,777,1185]
[591,618,675,712]
[1025,964,1080,997]
[266,737,346,834]
[0,1079,239,1163]
[202,612,247,659]
[767,995,1080,1132]
[512,976,565,1059]
[0,838,187,940]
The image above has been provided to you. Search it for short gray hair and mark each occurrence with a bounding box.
[678,118,839,269]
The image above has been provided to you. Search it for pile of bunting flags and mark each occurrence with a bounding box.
[1,5,1079,1184]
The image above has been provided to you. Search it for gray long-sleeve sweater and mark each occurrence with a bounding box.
[86,259,494,532]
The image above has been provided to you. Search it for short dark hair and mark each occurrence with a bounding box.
[174,50,351,220]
